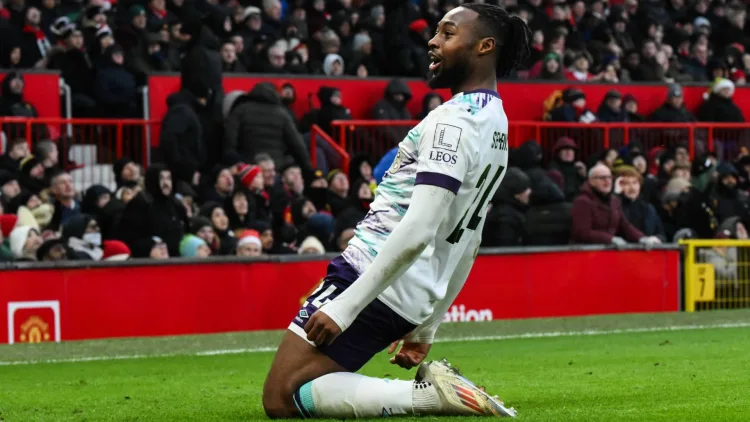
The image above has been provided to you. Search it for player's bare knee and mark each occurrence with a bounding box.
[262,378,298,419]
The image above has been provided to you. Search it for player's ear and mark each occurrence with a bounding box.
[477,37,495,56]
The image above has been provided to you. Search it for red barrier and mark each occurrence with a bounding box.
[0,71,61,118]
[0,249,680,344]
[310,124,351,174]
[147,74,749,143]
[334,120,750,161]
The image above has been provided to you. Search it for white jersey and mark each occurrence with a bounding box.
[342,89,509,325]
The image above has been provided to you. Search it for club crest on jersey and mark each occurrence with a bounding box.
[433,123,461,152]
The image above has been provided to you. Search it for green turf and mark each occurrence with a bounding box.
[1,311,750,421]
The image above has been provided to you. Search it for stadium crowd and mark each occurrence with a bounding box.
[2,0,750,262]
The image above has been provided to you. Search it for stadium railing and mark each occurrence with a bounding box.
[0,117,157,193]
[310,124,351,175]
[681,239,750,312]
[331,120,750,162]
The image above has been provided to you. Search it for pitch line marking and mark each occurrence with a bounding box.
[1,321,749,366]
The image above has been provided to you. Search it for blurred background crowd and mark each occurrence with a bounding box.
[2,0,750,263]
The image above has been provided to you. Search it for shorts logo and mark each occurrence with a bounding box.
[299,309,309,319]
[433,123,462,152]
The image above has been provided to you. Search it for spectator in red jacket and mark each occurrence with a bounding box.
[571,163,660,245]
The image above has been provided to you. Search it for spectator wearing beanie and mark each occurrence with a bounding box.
[615,167,666,241]
[0,170,22,208]
[548,88,597,123]
[482,168,531,247]
[102,240,131,261]
[36,237,70,262]
[238,163,271,223]
[203,165,235,203]
[190,216,218,253]
[622,94,645,122]
[597,90,628,122]
[236,229,262,257]
[179,15,223,124]
[199,202,236,255]
[179,234,211,258]
[650,84,695,123]
[298,235,325,255]
[348,32,378,77]
[131,236,169,259]
[9,225,43,261]
[697,78,744,123]
[18,155,46,194]
[548,137,585,201]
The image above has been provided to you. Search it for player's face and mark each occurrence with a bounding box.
[427,7,477,89]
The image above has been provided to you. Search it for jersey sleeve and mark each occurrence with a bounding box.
[414,109,476,195]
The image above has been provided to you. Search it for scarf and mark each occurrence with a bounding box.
[23,25,51,57]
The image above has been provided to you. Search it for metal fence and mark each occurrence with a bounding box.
[681,239,750,311]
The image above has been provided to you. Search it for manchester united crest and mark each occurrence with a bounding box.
[19,315,51,343]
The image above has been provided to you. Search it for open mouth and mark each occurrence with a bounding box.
[429,57,442,71]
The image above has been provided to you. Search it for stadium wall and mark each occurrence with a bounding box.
[0,246,680,344]
[0,71,60,118]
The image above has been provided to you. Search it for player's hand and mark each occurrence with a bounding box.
[387,340,431,370]
[304,310,342,347]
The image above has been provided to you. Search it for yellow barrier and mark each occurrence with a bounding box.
[680,239,750,311]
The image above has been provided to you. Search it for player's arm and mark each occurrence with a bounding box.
[305,109,476,346]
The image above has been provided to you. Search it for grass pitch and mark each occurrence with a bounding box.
[1,310,750,421]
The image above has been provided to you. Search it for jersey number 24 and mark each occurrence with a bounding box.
[446,164,506,244]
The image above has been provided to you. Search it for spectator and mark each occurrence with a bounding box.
[36,237,71,262]
[514,140,566,206]
[115,5,148,54]
[147,0,175,32]
[62,214,103,260]
[418,92,442,120]
[372,78,412,121]
[95,44,138,118]
[710,163,750,223]
[47,28,96,117]
[236,229,262,257]
[597,90,628,122]
[224,82,311,174]
[548,88,597,123]
[131,236,170,259]
[615,166,665,240]
[697,78,744,123]
[251,220,275,254]
[482,167,531,247]
[179,234,211,257]
[199,201,236,255]
[0,170,22,208]
[326,169,350,216]
[0,73,46,140]
[322,53,344,76]
[79,6,107,57]
[650,83,695,122]
[220,41,247,73]
[204,166,235,203]
[571,163,659,245]
[265,44,287,72]
[538,53,565,81]
[680,42,709,82]
[18,155,45,194]
[298,235,325,255]
[190,216,218,254]
[633,39,663,81]
[113,157,141,189]
[18,7,51,68]
[548,137,585,201]
[179,18,223,114]
[347,32,377,77]
[49,170,81,229]
[9,225,43,261]
[0,137,28,174]
[33,139,59,185]
[159,82,210,186]
[225,187,255,231]
[622,94,645,122]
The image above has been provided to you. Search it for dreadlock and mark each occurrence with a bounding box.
[461,3,531,77]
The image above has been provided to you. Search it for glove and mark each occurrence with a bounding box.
[639,236,661,245]
[611,236,627,246]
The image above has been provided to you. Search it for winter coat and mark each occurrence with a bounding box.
[619,195,666,240]
[649,102,696,123]
[570,183,645,244]
[482,189,528,247]
[159,90,206,185]
[548,159,584,201]
[224,82,311,173]
[95,46,137,115]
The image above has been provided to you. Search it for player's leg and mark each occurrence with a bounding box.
[262,330,346,418]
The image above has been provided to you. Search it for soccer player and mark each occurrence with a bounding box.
[263,3,529,419]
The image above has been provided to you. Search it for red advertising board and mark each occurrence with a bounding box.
[0,249,680,345]
[0,71,61,118]
[147,74,747,145]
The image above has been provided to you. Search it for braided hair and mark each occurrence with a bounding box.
[461,3,531,77]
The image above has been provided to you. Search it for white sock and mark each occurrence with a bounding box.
[293,372,441,418]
